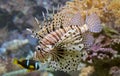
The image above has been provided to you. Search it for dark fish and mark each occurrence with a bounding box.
[13,58,39,71]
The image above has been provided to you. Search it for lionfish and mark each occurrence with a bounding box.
[27,12,102,72]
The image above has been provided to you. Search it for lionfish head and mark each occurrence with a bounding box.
[33,45,53,63]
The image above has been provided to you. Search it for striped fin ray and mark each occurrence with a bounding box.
[26,17,53,39]
[28,12,85,40]
[48,29,83,72]
[49,49,82,72]
[49,47,66,62]
[41,30,76,61]
[55,29,84,52]
[42,29,83,62]
[30,13,70,40]
[85,13,102,33]
[45,6,70,31]
[26,28,43,39]
[50,53,83,72]
[33,29,80,62]
[29,11,63,39]
[30,18,55,39]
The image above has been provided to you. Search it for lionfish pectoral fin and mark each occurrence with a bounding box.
[85,13,102,33]
[68,12,84,26]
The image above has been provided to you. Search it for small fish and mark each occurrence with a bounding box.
[13,58,39,71]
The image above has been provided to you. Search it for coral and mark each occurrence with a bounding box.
[1,39,29,51]
[57,0,120,32]
[109,66,120,76]
[90,58,120,76]
[5,58,20,72]
[0,27,8,44]
[82,35,118,63]
[80,33,120,76]
[79,66,94,76]
[111,36,120,53]
[0,63,7,75]
[0,39,30,58]
[112,36,120,45]
[59,0,109,21]
[0,57,17,75]
[2,70,54,76]
[102,24,119,38]
[107,0,120,29]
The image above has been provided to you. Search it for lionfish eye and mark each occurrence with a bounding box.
[36,46,41,51]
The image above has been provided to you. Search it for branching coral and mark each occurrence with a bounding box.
[82,35,118,63]
[107,0,120,29]
[58,0,120,32]
[59,0,109,21]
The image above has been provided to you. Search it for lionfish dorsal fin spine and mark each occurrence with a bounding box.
[42,12,46,21]
[85,13,102,33]
[46,8,49,17]
[26,28,42,39]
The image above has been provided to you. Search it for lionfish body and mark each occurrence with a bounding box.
[28,12,102,72]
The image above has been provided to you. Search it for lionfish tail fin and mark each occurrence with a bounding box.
[85,13,102,33]
[68,12,84,26]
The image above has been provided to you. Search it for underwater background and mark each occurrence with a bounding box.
[0,0,120,76]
